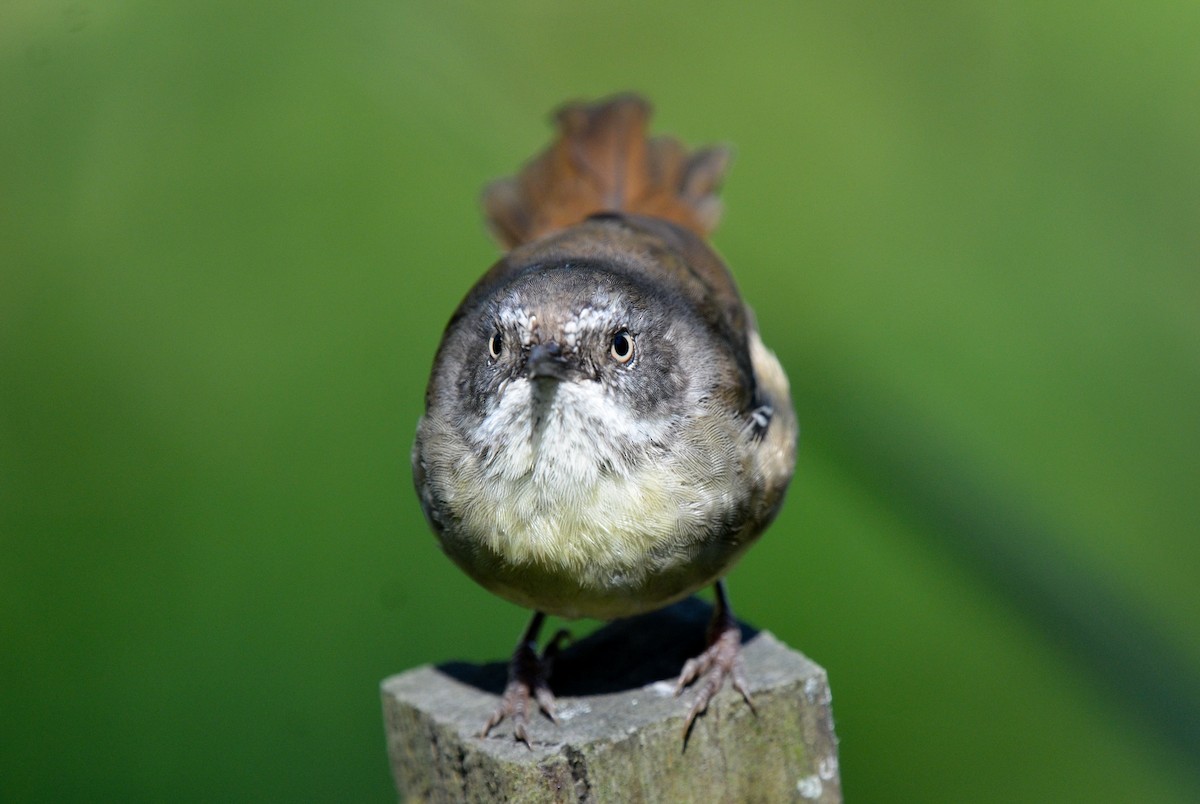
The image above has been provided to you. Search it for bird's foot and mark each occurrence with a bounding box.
[480,624,570,748]
[674,588,755,737]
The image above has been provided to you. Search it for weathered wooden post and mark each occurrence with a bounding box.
[382,599,841,802]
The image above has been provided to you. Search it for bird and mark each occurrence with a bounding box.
[412,93,797,745]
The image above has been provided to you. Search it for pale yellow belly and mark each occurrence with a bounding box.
[436,462,750,619]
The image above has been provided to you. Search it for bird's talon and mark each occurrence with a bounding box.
[481,612,565,744]
[674,582,754,735]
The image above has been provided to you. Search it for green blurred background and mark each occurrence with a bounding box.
[3,1,1198,801]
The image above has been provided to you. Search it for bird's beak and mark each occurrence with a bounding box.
[526,341,570,380]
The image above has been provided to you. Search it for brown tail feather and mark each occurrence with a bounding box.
[482,94,731,249]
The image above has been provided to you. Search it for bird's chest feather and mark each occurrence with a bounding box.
[461,379,687,570]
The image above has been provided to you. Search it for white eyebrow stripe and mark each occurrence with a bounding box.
[498,300,625,349]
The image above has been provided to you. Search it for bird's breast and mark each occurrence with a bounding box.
[417,376,765,617]
[464,378,684,569]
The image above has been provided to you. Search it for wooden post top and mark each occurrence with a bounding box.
[382,599,841,803]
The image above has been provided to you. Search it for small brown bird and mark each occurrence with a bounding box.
[412,94,797,744]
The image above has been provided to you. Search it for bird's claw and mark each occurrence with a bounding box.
[674,608,754,738]
[480,627,570,747]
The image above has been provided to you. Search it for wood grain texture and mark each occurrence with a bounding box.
[382,599,841,803]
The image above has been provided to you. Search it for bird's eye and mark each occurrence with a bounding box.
[610,330,634,363]
[488,332,503,359]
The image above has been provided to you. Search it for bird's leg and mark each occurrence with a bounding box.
[480,611,570,747]
[674,580,755,736]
